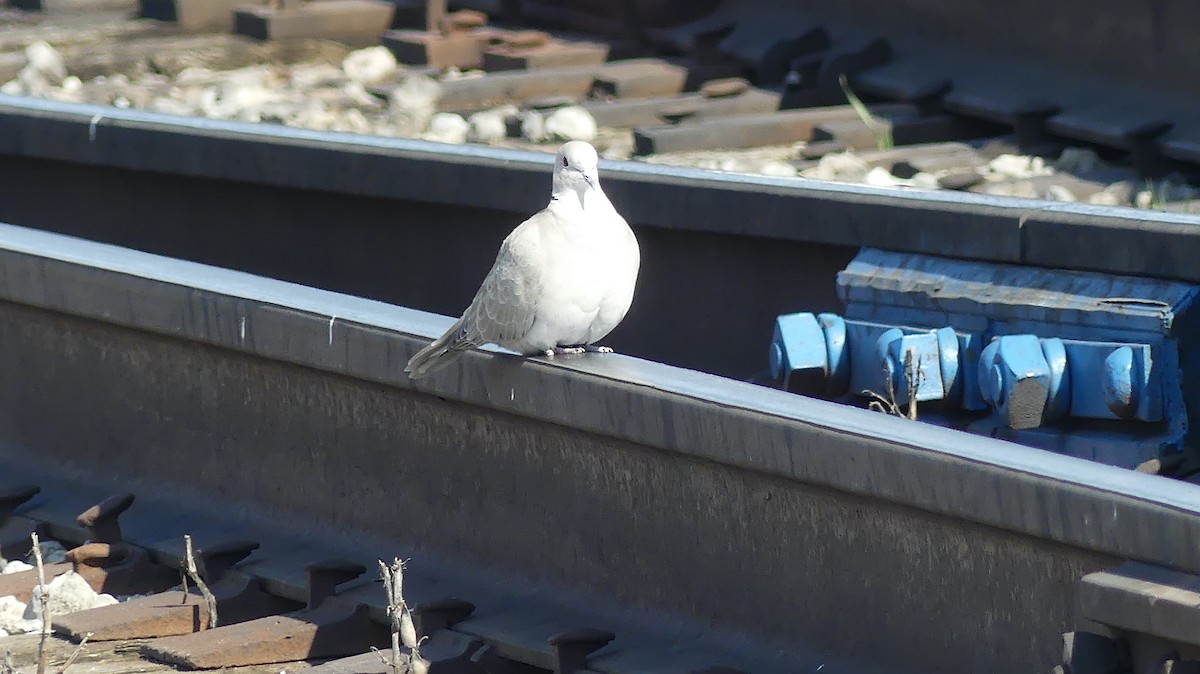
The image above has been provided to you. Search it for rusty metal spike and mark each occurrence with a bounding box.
[54,571,297,642]
[68,541,178,597]
[66,542,127,567]
[76,494,135,544]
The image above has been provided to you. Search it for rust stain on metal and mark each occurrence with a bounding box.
[140,601,381,668]
[54,572,297,642]
[0,562,72,603]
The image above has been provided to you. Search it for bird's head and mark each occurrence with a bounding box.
[552,141,601,198]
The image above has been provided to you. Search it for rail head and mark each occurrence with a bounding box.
[2,94,1200,281]
[0,221,1198,573]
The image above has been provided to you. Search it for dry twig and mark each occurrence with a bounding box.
[54,632,93,674]
[181,535,218,630]
[863,347,926,420]
[379,558,427,674]
[31,532,49,674]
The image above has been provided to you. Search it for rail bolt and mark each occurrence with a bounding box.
[1102,345,1141,420]
[978,335,1071,429]
[768,312,848,396]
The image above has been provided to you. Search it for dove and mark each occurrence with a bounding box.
[405,140,640,380]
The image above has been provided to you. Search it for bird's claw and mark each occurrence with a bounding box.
[541,345,613,357]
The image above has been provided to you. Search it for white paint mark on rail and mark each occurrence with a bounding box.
[88,113,103,143]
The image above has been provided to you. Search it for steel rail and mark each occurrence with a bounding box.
[0,222,1197,671]
[0,94,1199,283]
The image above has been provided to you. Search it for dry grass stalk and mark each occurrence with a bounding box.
[181,535,218,630]
[838,73,894,151]
[54,632,93,674]
[863,347,925,420]
[31,532,49,674]
[378,558,427,674]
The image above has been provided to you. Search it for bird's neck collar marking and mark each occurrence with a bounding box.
[551,184,602,210]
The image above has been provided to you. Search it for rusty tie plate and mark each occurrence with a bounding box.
[140,560,384,668]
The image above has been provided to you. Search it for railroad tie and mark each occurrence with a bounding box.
[304,598,486,674]
[53,539,296,641]
[140,559,384,668]
[0,494,175,602]
[632,102,916,154]
[234,0,395,42]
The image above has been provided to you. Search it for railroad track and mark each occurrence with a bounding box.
[1,2,1200,673]
[0,222,1198,674]
[0,1,1196,210]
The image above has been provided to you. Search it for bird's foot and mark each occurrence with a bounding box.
[541,345,612,357]
[548,346,587,355]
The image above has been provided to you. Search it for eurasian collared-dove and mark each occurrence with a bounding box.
[405,141,640,379]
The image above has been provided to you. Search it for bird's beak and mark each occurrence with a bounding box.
[583,172,596,188]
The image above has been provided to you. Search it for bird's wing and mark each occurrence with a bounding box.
[460,211,550,348]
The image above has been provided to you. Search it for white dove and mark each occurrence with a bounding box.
[405,140,640,379]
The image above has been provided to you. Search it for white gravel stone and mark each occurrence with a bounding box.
[424,112,469,144]
[1043,184,1077,202]
[910,172,941,190]
[468,105,516,144]
[864,166,910,188]
[717,158,751,172]
[1088,190,1123,206]
[544,105,597,142]
[986,154,1054,179]
[803,151,868,183]
[389,73,441,135]
[176,66,216,83]
[333,108,372,134]
[288,63,343,90]
[1135,189,1155,209]
[0,595,34,635]
[442,67,485,81]
[341,46,397,86]
[519,110,547,142]
[3,560,33,574]
[0,80,21,95]
[24,571,119,625]
[340,80,382,109]
[151,96,197,116]
[24,41,67,85]
[983,180,1040,199]
[758,161,797,178]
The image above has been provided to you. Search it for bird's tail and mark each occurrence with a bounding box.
[405,318,471,380]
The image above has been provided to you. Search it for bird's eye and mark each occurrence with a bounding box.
[562,157,569,167]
